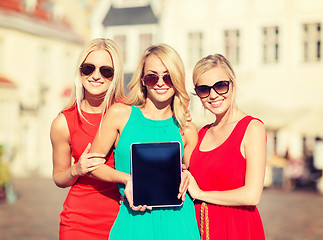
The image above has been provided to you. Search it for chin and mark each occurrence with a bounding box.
[151,93,173,101]
[207,106,227,115]
[87,89,108,96]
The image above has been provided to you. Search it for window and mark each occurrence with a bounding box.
[262,26,279,63]
[139,33,152,55]
[303,23,321,62]
[188,32,203,67]
[114,35,127,63]
[224,29,240,64]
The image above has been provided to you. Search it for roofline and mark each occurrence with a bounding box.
[0,76,17,88]
[102,5,158,27]
[0,9,83,44]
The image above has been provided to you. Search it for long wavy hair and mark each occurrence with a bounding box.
[127,44,189,130]
[64,38,124,116]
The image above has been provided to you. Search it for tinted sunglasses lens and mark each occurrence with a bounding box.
[80,64,95,75]
[100,67,114,78]
[144,74,159,87]
[214,81,229,94]
[163,74,172,86]
[195,86,210,98]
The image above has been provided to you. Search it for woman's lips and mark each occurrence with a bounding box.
[210,99,223,108]
[89,81,104,87]
[154,88,169,94]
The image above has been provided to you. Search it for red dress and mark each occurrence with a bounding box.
[59,105,120,240]
[189,116,265,240]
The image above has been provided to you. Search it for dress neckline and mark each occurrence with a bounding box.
[133,106,175,127]
[81,109,103,116]
[79,109,103,124]
[198,115,250,153]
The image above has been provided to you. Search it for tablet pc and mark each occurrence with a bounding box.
[131,141,183,208]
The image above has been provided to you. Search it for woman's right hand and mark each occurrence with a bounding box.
[71,143,106,177]
[124,178,152,211]
[187,171,203,201]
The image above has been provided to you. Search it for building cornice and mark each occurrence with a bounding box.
[0,9,83,44]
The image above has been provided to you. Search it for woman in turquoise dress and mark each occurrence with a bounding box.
[89,44,200,239]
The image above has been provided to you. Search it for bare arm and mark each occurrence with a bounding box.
[182,122,198,167]
[188,120,267,206]
[50,114,106,188]
[176,122,198,201]
[50,113,77,188]
[89,103,131,185]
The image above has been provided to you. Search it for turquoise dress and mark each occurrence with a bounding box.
[109,106,200,240]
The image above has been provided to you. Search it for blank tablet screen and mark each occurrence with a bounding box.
[131,141,183,208]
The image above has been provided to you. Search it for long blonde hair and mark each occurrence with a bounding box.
[127,44,189,130]
[64,38,124,115]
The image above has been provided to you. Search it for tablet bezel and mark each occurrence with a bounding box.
[130,141,183,208]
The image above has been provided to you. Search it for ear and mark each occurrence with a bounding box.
[141,78,146,87]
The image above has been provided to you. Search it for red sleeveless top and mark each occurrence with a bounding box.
[189,116,265,240]
[59,105,120,239]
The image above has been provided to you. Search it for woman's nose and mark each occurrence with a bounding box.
[209,87,218,99]
[92,69,101,80]
[156,76,165,86]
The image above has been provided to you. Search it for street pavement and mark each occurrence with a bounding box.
[0,177,323,240]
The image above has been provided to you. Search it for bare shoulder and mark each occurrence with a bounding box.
[51,113,67,134]
[245,118,267,141]
[248,118,266,132]
[183,122,198,145]
[50,113,69,141]
[102,103,132,129]
[184,121,198,136]
[107,103,131,117]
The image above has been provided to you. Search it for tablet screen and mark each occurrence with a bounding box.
[131,141,183,208]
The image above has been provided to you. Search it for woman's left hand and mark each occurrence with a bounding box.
[178,164,190,201]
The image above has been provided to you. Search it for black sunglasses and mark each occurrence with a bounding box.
[80,63,114,79]
[195,80,232,98]
[143,73,172,87]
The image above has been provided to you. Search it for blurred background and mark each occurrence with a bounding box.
[0,0,323,239]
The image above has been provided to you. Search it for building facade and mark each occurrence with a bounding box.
[91,0,323,188]
[1,0,322,187]
[0,0,84,177]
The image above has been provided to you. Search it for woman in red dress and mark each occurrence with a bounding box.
[50,38,124,239]
[188,54,266,240]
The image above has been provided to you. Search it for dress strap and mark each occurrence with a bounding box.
[62,105,78,135]
[196,125,211,149]
[229,116,260,146]
[200,202,210,240]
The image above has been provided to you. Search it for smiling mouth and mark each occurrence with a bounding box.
[89,81,104,86]
[154,88,169,94]
[210,99,223,108]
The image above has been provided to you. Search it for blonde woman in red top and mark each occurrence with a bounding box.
[188,54,266,240]
[50,38,124,239]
